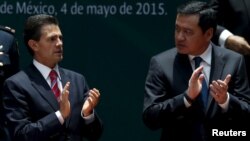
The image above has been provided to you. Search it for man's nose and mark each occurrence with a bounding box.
[56,38,63,46]
[175,32,185,41]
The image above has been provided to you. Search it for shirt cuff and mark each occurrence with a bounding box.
[218,93,230,112]
[55,111,64,125]
[184,97,192,108]
[219,30,233,48]
[81,111,95,124]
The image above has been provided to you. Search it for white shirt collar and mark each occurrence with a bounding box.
[188,43,212,66]
[33,59,61,80]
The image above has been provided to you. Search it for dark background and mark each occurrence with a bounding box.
[1,0,206,140]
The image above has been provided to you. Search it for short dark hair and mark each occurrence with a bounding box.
[23,14,59,56]
[177,1,217,34]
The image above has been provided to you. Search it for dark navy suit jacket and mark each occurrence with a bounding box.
[3,64,103,141]
[143,44,250,141]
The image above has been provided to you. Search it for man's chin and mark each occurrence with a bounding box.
[177,48,188,54]
[55,56,63,62]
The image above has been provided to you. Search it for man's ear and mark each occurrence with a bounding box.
[28,40,38,51]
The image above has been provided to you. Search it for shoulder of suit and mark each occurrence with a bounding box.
[0,25,15,35]
[60,67,84,76]
[154,48,177,59]
[212,44,242,58]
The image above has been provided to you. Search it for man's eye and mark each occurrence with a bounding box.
[184,30,192,35]
[59,36,63,41]
[175,27,180,33]
[50,37,56,41]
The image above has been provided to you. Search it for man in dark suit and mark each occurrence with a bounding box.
[2,14,103,141]
[143,1,250,141]
[210,0,250,85]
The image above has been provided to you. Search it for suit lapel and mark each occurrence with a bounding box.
[174,53,193,87]
[25,64,59,111]
[206,46,225,113]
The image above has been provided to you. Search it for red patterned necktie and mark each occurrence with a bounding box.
[49,70,60,101]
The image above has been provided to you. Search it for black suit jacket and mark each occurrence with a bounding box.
[210,0,250,84]
[143,45,250,141]
[2,64,103,141]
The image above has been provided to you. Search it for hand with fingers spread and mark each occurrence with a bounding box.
[59,82,71,119]
[82,88,100,117]
[210,74,231,104]
[187,66,205,101]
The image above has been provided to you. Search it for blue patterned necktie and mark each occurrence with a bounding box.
[193,57,208,109]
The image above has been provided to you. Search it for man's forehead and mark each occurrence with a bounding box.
[176,14,199,27]
[40,25,62,36]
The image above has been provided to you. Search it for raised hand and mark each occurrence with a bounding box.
[59,82,71,119]
[82,88,100,117]
[187,66,205,101]
[210,74,231,104]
